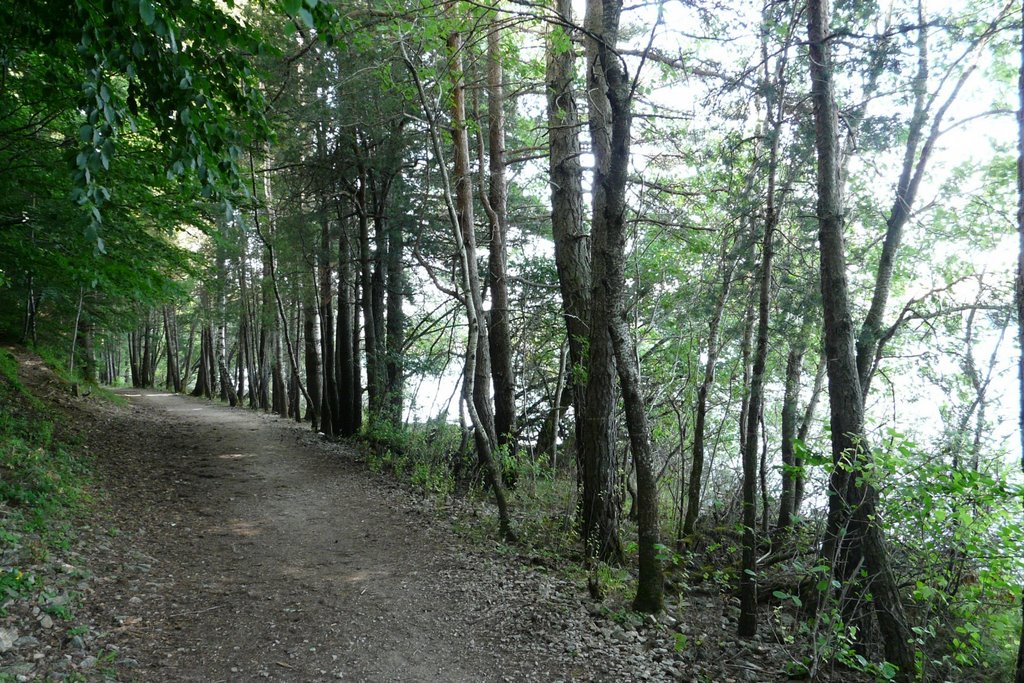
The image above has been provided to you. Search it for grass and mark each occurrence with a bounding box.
[0,348,93,620]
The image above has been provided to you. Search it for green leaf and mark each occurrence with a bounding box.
[140,0,156,26]
[281,0,302,13]
[298,7,314,28]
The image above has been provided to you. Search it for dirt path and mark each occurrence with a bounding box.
[62,390,691,683]
[81,390,545,681]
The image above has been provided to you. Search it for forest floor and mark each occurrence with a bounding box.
[1,351,792,682]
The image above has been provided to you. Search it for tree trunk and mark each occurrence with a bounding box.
[337,216,357,436]
[741,15,792,631]
[249,156,313,423]
[738,275,760,637]
[216,321,238,406]
[304,298,321,429]
[163,306,181,392]
[255,148,281,414]
[384,209,404,427]
[371,208,388,419]
[585,0,662,611]
[546,0,597,541]
[808,0,915,677]
[81,320,97,384]
[573,0,625,566]
[777,343,803,530]
[683,252,737,538]
[429,20,514,539]
[351,263,363,432]
[1014,2,1024,678]
[854,2,1006,397]
[319,214,338,437]
[141,316,153,388]
[484,12,517,453]
[794,352,824,515]
[358,173,381,418]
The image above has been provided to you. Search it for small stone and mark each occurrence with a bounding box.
[129,596,143,605]
[80,656,98,670]
[40,615,54,629]
[0,627,17,653]
[69,636,85,650]
[14,636,40,648]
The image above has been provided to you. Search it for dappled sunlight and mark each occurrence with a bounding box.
[218,452,256,460]
[279,564,387,586]
[206,519,262,538]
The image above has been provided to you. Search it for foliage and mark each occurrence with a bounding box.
[362,420,461,497]
[0,351,92,629]
[872,432,1024,680]
[0,351,90,531]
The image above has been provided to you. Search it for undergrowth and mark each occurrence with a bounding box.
[0,348,92,620]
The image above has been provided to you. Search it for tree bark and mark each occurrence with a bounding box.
[384,207,405,428]
[585,0,663,611]
[683,251,737,538]
[546,0,596,536]
[573,0,625,565]
[357,171,381,419]
[304,298,321,430]
[446,22,512,538]
[777,344,803,530]
[1014,2,1024,679]
[319,213,338,437]
[401,25,513,540]
[162,306,181,392]
[337,216,357,436]
[807,0,915,677]
[484,12,517,453]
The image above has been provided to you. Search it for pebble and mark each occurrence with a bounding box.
[0,627,17,653]
[39,615,54,629]
[80,656,98,670]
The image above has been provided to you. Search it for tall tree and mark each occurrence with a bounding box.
[1014,3,1024,680]
[400,13,514,540]
[485,8,517,454]
[584,0,663,611]
[546,0,600,545]
[807,0,915,677]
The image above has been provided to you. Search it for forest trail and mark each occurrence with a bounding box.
[55,388,691,682]
[82,389,562,682]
